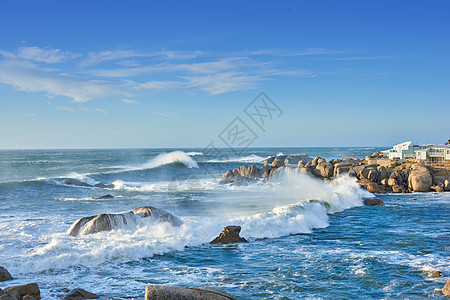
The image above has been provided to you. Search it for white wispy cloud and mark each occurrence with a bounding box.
[149,111,178,118]
[80,49,205,66]
[0,60,127,102]
[0,46,79,63]
[121,98,138,104]
[94,108,107,114]
[0,44,372,103]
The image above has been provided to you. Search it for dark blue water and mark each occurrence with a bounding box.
[0,148,448,299]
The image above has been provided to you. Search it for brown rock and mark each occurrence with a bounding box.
[443,280,450,296]
[380,179,389,186]
[317,162,334,178]
[430,185,444,193]
[392,185,405,193]
[432,271,445,277]
[408,164,432,192]
[271,159,284,168]
[145,286,236,300]
[248,164,259,179]
[23,295,36,300]
[363,198,384,206]
[210,226,247,244]
[0,267,12,282]
[366,182,380,193]
[259,164,270,179]
[2,283,40,300]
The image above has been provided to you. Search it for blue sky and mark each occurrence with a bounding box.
[0,1,449,149]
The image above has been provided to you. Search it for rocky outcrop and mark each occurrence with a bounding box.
[145,286,236,300]
[408,163,432,192]
[64,179,114,189]
[363,198,384,206]
[61,288,99,299]
[210,226,247,244]
[1,283,40,300]
[219,154,449,194]
[0,267,12,282]
[68,206,183,236]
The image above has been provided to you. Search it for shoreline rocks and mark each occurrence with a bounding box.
[219,153,450,194]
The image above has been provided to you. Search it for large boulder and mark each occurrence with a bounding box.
[210,226,247,244]
[145,286,236,300]
[68,206,182,236]
[443,280,450,296]
[261,156,276,164]
[271,159,285,168]
[2,283,40,300]
[317,162,334,178]
[408,164,432,192]
[0,267,12,282]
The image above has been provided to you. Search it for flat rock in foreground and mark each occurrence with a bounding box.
[145,286,236,300]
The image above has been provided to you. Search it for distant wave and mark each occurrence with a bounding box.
[186,151,203,156]
[207,154,267,164]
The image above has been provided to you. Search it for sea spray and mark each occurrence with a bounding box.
[13,172,370,274]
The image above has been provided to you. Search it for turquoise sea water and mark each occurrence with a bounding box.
[0,148,449,299]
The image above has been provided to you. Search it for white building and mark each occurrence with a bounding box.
[381,141,428,160]
[382,141,450,165]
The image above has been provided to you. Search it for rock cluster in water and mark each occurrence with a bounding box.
[220,152,450,193]
[67,206,183,236]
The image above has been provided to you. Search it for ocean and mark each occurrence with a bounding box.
[0,147,448,299]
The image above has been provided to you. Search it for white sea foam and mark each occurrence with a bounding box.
[186,151,204,156]
[9,172,370,273]
[207,154,267,163]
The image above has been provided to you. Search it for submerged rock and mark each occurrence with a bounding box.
[144,286,236,300]
[0,267,12,282]
[93,194,114,200]
[61,288,99,300]
[64,179,114,189]
[210,226,247,244]
[432,271,445,277]
[64,179,92,187]
[363,198,384,206]
[2,283,40,300]
[68,206,183,236]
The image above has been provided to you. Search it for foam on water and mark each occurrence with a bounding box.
[5,172,370,274]
[207,154,266,163]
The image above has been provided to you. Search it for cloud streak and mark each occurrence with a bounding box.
[0,45,370,103]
